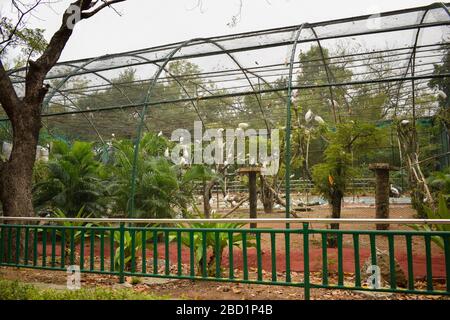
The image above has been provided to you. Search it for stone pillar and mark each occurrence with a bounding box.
[369,163,397,230]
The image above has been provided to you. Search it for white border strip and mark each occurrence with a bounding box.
[0,217,450,225]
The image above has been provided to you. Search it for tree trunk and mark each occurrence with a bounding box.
[0,105,41,263]
[260,176,274,214]
[0,107,41,216]
[203,180,214,218]
[328,191,342,248]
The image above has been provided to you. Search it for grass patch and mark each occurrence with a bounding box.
[0,279,170,300]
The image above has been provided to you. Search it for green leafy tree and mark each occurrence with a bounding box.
[312,122,384,246]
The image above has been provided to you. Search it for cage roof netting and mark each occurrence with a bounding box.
[2,3,449,137]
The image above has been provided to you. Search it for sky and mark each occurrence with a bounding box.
[0,0,439,62]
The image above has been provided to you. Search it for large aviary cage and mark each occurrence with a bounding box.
[2,3,450,218]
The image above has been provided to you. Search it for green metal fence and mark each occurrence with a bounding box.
[0,217,449,299]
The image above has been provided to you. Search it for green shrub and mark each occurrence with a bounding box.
[0,279,168,300]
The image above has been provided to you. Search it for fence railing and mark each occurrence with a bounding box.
[0,217,449,299]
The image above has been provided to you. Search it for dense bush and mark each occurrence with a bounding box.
[0,279,167,300]
[33,140,106,216]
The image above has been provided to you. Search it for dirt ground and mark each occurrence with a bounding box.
[0,267,448,300]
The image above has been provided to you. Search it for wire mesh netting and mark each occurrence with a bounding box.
[1,3,450,219]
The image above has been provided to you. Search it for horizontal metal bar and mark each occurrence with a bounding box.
[1,216,450,225]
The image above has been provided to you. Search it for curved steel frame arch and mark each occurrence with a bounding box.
[284,23,308,218]
[392,3,450,150]
[129,37,275,216]
[309,26,341,124]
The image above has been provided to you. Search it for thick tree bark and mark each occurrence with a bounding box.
[328,190,342,248]
[260,176,274,214]
[0,104,41,217]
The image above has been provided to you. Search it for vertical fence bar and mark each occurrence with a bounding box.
[337,233,343,286]
[5,226,12,264]
[228,231,234,280]
[215,231,221,278]
[15,226,21,265]
[189,231,195,277]
[322,233,328,286]
[444,235,450,293]
[24,227,30,266]
[177,230,182,277]
[388,234,396,290]
[256,232,262,282]
[7,227,12,264]
[33,228,38,267]
[201,231,207,278]
[425,235,433,292]
[270,232,277,282]
[80,229,85,271]
[303,223,310,300]
[100,230,105,272]
[370,234,377,266]
[0,225,4,264]
[285,232,291,283]
[130,229,136,273]
[165,230,170,276]
[60,229,66,269]
[51,228,56,268]
[90,230,95,271]
[110,229,115,272]
[0,226,4,264]
[141,229,146,274]
[242,232,248,281]
[406,234,414,290]
[153,230,158,275]
[119,223,125,283]
[353,234,361,287]
[41,227,46,267]
[70,228,75,266]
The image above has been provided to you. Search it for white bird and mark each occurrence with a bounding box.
[274,204,282,210]
[314,115,325,125]
[290,174,295,179]
[209,198,214,206]
[111,133,115,138]
[179,136,184,143]
[232,200,238,207]
[183,147,189,158]
[158,131,163,137]
[436,89,447,100]
[179,157,187,165]
[238,122,250,130]
[224,194,230,202]
[217,128,224,134]
[164,148,170,158]
[305,109,314,123]
[211,210,216,215]
[390,184,400,198]
[328,99,339,107]
[224,160,229,166]
[401,119,410,125]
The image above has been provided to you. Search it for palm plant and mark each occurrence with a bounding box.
[171,215,255,276]
[107,133,203,218]
[33,140,105,216]
[52,207,94,264]
[409,194,450,249]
